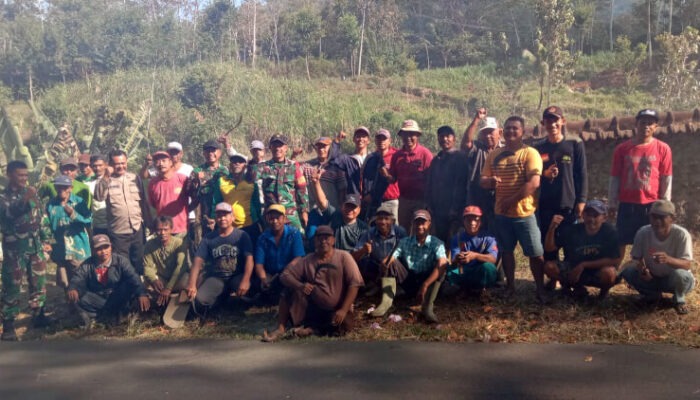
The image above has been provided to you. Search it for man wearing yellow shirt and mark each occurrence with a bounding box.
[210,153,263,244]
[480,116,546,303]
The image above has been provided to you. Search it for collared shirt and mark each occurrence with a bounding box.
[143,236,189,290]
[390,144,433,200]
[314,204,368,252]
[426,148,469,217]
[354,225,407,264]
[47,194,92,263]
[303,157,347,210]
[392,235,446,274]
[362,148,400,206]
[255,225,305,274]
[189,163,229,221]
[95,172,145,234]
[251,159,309,228]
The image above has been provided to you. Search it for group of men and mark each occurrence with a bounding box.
[0,106,695,342]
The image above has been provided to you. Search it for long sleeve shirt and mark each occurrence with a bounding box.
[46,194,92,263]
[68,253,146,298]
[142,236,189,290]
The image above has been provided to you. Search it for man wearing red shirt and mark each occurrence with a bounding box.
[608,109,672,257]
[148,151,190,237]
[388,120,433,230]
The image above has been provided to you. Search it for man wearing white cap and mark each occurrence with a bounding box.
[462,109,501,235]
[167,142,194,178]
[249,140,266,166]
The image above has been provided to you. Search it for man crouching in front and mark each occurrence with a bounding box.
[270,225,363,340]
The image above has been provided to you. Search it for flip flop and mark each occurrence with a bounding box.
[674,303,689,315]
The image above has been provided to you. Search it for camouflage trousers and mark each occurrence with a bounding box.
[1,246,47,320]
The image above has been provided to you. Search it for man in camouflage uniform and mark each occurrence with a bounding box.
[188,140,229,247]
[1,161,54,341]
[252,135,309,231]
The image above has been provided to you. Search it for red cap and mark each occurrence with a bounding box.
[462,206,483,217]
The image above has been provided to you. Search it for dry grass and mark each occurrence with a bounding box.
[8,244,700,347]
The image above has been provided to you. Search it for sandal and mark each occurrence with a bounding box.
[674,303,689,315]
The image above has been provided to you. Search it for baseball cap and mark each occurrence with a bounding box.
[636,109,659,122]
[265,204,286,216]
[375,203,394,216]
[315,225,334,236]
[167,142,183,152]
[343,194,362,207]
[229,153,248,163]
[413,209,431,221]
[583,199,607,215]
[354,126,370,137]
[53,174,72,187]
[60,157,78,168]
[437,125,455,136]
[375,129,391,139]
[152,150,171,160]
[543,105,564,120]
[250,140,265,151]
[202,140,220,150]
[650,199,675,216]
[462,205,483,217]
[398,119,421,135]
[315,137,332,146]
[93,234,111,249]
[269,134,288,146]
[78,154,91,165]
[214,202,233,213]
[478,117,499,134]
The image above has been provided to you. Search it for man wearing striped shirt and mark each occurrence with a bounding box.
[481,116,546,303]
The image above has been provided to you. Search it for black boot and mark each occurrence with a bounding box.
[1,319,18,341]
[32,307,56,329]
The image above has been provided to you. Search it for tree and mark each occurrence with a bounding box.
[533,0,575,109]
[281,8,324,79]
[656,27,700,108]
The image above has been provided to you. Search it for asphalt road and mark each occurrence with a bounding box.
[1,340,698,399]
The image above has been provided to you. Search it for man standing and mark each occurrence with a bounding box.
[303,136,347,211]
[67,235,150,328]
[534,106,588,263]
[95,149,150,275]
[1,161,54,340]
[276,225,364,339]
[248,140,266,167]
[167,142,194,178]
[620,200,694,315]
[89,155,110,236]
[143,216,190,309]
[76,153,96,184]
[148,151,189,237]
[186,203,254,311]
[388,120,433,230]
[544,200,620,300]
[462,109,501,235]
[47,175,92,291]
[189,140,229,245]
[481,116,546,302]
[426,125,469,244]
[39,157,92,209]
[361,129,400,221]
[609,109,672,257]
[252,134,309,231]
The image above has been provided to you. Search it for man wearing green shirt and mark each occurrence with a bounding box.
[143,216,190,309]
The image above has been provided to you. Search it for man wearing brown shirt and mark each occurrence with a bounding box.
[264,225,363,341]
[94,149,150,274]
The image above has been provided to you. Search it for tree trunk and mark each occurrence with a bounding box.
[358,1,366,77]
[305,54,311,80]
[252,0,257,69]
[647,0,653,67]
[609,0,615,51]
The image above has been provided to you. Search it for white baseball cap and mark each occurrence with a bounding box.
[478,117,499,134]
[167,142,183,152]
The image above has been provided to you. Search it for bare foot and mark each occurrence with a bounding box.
[262,327,286,343]
[291,326,314,338]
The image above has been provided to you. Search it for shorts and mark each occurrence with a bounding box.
[495,214,543,257]
[616,202,653,245]
[557,261,605,288]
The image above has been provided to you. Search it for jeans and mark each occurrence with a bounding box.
[621,266,695,304]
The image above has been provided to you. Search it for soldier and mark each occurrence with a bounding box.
[188,140,229,247]
[251,134,309,231]
[1,161,54,341]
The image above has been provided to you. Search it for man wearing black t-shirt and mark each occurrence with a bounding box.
[187,202,254,310]
[534,106,588,264]
[543,200,621,299]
